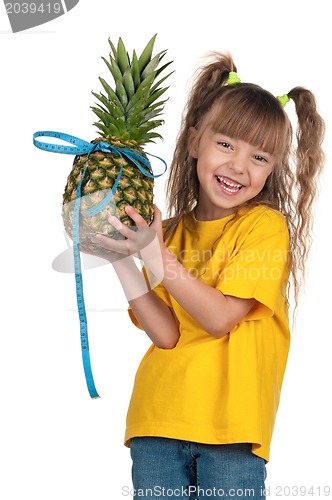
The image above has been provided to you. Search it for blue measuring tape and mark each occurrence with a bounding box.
[33,131,167,398]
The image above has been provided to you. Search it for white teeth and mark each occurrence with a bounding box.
[216,176,242,191]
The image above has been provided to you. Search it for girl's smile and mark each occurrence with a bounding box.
[215,174,244,195]
[189,126,275,220]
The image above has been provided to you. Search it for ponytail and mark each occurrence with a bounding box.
[186,53,236,127]
[287,87,325,283]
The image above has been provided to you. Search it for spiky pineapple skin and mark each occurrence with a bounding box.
[62,138,154,256]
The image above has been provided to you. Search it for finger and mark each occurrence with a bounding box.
[107,210,158,253]
[150,204,164,241]
[124,205,148,227]
[108,210,147,238]
[108,215,136,241]
[152,204,162,221]
[93,234,130,254]
[108,215,125,232]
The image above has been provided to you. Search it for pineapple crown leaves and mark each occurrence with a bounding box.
[91,34,174,145]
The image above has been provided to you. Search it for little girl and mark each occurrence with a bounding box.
[93,53,325,499]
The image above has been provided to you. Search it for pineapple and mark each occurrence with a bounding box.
[62,34,172,256]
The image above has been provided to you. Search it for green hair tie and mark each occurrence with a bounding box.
[227,71,241,85]
[277,94,290,107]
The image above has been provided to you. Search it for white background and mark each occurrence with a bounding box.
[0,0,331,499]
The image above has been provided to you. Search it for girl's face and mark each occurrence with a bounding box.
[189,126,275,220]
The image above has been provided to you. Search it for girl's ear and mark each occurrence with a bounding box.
[188,127,199,158]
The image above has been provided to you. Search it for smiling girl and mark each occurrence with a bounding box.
[189,128,275,219]
[93,53,325,499]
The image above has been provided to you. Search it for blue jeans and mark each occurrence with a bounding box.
[130,437,267,500]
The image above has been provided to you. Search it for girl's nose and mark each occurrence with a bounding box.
[229,156,246,174]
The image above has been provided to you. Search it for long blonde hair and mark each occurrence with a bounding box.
[164,53,325,308]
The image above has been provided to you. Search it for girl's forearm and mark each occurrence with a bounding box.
[159,248,252,337]
[111,256,150,301]
[128,290,180,349]
[111,257,180,349]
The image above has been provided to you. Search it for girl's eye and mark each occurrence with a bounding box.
[218,141,232,149]
[254,155,268,163]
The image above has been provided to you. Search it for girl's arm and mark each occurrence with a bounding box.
[112,257,180,349]
[158,247,256,338]
[96,205,255,341]
[135,206,255,339]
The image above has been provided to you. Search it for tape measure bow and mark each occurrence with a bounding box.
[33,131,167,398]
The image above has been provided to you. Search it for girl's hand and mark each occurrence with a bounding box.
[78,237,127,264]
[93,204,166,281]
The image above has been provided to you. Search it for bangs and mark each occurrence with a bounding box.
[204,84,289,158]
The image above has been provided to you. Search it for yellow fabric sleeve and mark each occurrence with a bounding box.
[216,218,290,321]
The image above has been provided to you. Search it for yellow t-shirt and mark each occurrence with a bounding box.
[125,205,291,461]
